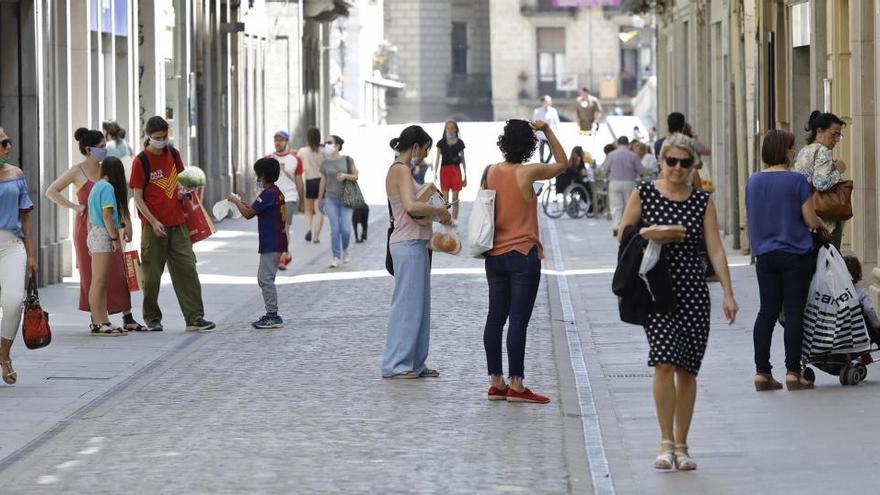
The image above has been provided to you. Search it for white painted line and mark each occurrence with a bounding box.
[55,460,81,470]
[36,475,60,484]
[77,446,101,455]
[546,218,615,495]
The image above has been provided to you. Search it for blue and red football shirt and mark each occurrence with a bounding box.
[251,185,289,253]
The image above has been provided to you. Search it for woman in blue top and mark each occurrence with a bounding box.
[0,127,37,384]
[86,157,132,336]
[746,130,824,391]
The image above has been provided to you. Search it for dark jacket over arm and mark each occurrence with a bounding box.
[612,225,676,326]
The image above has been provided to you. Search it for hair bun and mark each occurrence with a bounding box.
[806,110,822,130]
[74,127,88,142]
[389,138,400,150]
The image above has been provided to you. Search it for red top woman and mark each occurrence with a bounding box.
[46,128,146,332]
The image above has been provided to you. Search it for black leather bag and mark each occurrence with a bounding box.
[385,201,395,276]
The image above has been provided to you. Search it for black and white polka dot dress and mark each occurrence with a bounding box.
[639,181,712,375]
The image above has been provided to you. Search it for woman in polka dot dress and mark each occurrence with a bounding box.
[618,133,739,472]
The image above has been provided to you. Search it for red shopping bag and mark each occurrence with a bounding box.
[181,190,217,244]
[123,249,143,292]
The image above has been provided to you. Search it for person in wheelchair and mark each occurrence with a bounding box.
[557,146,594,206]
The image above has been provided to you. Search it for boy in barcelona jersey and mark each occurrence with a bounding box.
[228,157,289,329]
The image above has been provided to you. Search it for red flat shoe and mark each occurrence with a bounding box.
[506,387,550,404]
[487,386,509,401]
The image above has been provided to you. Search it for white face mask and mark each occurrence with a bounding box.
[150,138,168,149]
[410,147,421,167]
[322,145,337,157]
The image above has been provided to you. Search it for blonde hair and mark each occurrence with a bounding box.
[659,133,699,165]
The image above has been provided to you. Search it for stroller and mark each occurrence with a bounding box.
[800,246,880,386]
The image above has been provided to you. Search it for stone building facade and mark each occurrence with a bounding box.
[490,0,628,121]
[0,0,343,284]
[383,0,492,123]
[655,0,880,302]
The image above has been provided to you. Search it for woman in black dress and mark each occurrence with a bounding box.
[618,133,738,472]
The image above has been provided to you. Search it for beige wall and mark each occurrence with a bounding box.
[490,0,620,121]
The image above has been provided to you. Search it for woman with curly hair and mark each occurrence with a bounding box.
[482,119,567,404]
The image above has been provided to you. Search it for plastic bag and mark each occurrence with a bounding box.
[430,223,461,255]
[802,245,871,356]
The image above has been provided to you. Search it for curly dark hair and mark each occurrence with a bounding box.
[497,119,537,164]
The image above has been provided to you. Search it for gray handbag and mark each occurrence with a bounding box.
[342,156,366,208]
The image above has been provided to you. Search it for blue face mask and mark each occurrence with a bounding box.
[89,147,108,162]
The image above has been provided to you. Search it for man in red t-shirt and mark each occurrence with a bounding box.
[130,116,214,332]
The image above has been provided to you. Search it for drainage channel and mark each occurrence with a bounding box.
[546,217,615,495]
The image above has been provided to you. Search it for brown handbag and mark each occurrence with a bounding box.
[809,147,854,222]
[22,275,51,350]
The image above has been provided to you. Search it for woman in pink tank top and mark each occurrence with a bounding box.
[482,119,567,404]
[46,128,145,334]
[382,125,452,379]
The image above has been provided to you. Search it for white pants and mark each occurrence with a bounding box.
[608,180,637,230]
[0,230,27,340]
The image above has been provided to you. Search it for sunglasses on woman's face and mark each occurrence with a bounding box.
[0,140,11,148]
[665,157,694,169]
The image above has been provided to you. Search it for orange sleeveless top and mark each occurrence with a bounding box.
[487,164,544,259]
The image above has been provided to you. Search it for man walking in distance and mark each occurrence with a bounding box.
[532,95,560,163]
[130,116,215,332]
[575,88,602,135]
[602,136,645,237]
[267,130,304,271]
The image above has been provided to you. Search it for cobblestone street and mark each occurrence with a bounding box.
[0,204,574,494]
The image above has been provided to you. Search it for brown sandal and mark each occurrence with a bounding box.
[785,372,814,390]
[754,373,783,391]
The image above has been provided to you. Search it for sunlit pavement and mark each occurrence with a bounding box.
[3,123,878,493]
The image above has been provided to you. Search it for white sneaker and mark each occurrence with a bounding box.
[330,257,340,268]
[343,250,351,264]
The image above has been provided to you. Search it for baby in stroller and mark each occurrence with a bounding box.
[844,256,880,352]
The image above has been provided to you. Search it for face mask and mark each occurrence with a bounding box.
[445,132,457,140]
[410,148,421,167]
[150,138,168,149]
[322,145,337,157]
[89,147,108,161]
[0,156,7,166]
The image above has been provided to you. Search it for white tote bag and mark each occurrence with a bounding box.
[802,245,871,356]
[467,188,496,258]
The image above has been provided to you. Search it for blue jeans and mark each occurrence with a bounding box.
[324,196,352,259]
[383,240,431,377]
[753,250,814,374]
[484,247,542,378]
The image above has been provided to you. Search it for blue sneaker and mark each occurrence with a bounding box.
[252,314,283,329]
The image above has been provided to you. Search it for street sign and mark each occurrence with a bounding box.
[556,74,579,91]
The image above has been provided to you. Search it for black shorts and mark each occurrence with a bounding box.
[305,178,321,199]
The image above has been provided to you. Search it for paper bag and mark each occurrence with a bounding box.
[123,249,144,292]
[182,191,217,244]
[412,183,446,226]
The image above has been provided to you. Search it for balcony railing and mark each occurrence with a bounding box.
[446,73,492,101]
[519,0,577,16]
